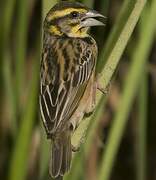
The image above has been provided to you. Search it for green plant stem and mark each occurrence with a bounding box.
[136,6,148,180]
[15,0,29,108]
[1,0,17,134]
[137,72,147,180]
[8,45,40,180]
[65,97,106,180]
[3,52,17,134]
[71,0,146,151]
[97,0,134,71]
[67,1,146,179]
[98,0,146,89]
[0,0,16,48]
[98,0,156,179]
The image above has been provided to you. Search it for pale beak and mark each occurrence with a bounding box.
[80,10,106,28]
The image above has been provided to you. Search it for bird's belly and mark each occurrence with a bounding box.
[69,72,96,131]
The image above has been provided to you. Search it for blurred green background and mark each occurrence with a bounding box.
[0,0,156,180]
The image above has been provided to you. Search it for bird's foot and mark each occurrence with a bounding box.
[96,75,110,95]
[72,144,80,152]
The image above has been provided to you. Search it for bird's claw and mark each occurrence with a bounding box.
[97,81,110,95]
[72,145,80,152]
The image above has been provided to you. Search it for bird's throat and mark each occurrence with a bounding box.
[49,25,89,38]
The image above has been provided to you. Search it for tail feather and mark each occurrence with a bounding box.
[49,133,72,179]
[50,140,63,177]
[60,136,72,175]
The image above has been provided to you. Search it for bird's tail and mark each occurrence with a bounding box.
[49,132,72,179]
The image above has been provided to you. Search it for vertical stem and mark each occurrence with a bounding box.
[15,0,29,108]
[98,0,156,179]
[137,72,147,180]
[1,0,17,134]
[8,44,40,180]
[83,0,94,8]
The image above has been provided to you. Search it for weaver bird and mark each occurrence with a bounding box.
[40,1,105,179]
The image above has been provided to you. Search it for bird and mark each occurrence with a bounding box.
[39,1,105,179]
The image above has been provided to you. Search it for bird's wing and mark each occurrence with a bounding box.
[40,37,97,134]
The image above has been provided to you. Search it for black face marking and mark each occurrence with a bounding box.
[48,15,69,26]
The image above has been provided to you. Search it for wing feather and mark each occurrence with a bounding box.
[40,36,97,134]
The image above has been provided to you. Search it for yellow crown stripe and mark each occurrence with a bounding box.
[47,8,87,21]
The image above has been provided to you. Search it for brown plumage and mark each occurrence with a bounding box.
[40,1,105,179]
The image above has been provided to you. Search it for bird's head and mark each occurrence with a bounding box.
[44,2,105,38]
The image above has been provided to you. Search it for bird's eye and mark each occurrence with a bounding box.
[71,11,79,18]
